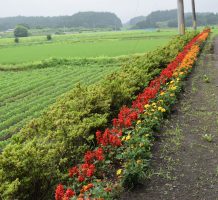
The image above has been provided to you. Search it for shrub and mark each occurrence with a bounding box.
[47,34,52,41]
[14,25,28,38]
[14,37,19,43]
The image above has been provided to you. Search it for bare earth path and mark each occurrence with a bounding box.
[121,36,218,200]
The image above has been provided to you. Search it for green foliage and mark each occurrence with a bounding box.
[202,134,214,142]
[0,32,197,199]
[131,9,218,29]
[203,74,210,83]
[14,37,19,43]
[47,34,52,41]
[14,25,29,38]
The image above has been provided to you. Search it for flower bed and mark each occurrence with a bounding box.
[55,29,210,200]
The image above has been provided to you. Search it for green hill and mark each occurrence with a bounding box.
[0,12,122,31]
[131,9,218,29]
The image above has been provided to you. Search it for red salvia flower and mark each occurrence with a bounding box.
[69,166,79,177]
[64,189,75,200]
[55,184,65,200]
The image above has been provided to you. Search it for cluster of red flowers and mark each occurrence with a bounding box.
[96,128,122,147]
[55,184,75,200]
[84,147,104,163]
[69,163,96,182]
[131,30,209,114]
[55,29,210,200]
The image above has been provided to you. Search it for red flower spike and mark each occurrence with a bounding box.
[64,188,75,200]
[55,184,65,200]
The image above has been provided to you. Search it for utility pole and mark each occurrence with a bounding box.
[177,0,185,35]
[192,0,197,30]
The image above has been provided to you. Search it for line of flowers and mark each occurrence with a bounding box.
[55,29,210,200]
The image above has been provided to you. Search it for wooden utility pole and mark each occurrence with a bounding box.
[192,0,197,30]
[177,0,185,35]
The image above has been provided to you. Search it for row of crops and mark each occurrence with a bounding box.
[0,31,198,199]
[0,59,121,147]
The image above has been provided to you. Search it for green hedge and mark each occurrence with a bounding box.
[0,31,197,200]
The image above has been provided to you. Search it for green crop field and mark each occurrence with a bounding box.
[0,29,177,147]
[0,30,176,64]
[0,58,121,146]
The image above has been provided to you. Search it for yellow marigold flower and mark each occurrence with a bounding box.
[160,92,165,96]
[158,107,163,111]
[170,86,177,91]
[180,72,184,75]
[170,80,174,84]
[144,104,150,109]
[170,93,175,97]
[137,120,142,125]
[116,169,122,176]
[122,136,126,141]
[126,134,131,141]
[152,102,156,106]
[151,109,155,112]
[161,108,166,113]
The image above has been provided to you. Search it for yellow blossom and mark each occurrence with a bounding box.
[116,169,122,176]
[170,80,174,84]
[158,107,163,111]
[160,92,165,96]
[161,108,166,112]
[125,134,131,141]
[170,93,175,97]
[170,86,177,91]
[144,104,150,109]
[137,120,142,125]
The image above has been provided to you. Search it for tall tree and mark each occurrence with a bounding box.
[177,0,185,35]
[192,0,197,30]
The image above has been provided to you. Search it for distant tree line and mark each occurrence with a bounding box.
[0,12,122,31]
[131,9,218,29]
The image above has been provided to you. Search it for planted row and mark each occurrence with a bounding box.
[55,29,210,199]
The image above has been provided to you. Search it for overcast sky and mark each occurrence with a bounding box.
[0,0,217,22]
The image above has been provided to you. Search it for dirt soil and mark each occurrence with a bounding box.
[120,36,218,200]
